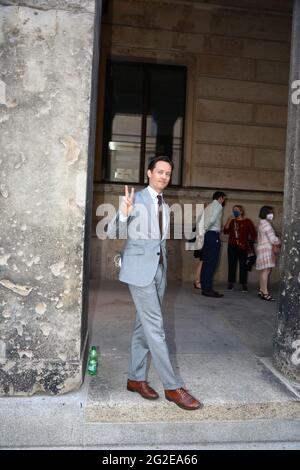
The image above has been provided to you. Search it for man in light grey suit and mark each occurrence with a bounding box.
[107,156,202,410]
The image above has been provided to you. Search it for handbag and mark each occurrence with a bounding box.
[186,230,204,251]
[194,233,204,250]
[185,211,205,251]
[246,241,256,271]
[246,249,256,271]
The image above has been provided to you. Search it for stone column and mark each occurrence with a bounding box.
[273,0,300,382]
[0,0,101,395]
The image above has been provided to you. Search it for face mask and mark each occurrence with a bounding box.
[233,210,240,217]
[266,213,274,221]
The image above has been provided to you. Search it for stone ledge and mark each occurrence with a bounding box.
[0,0,95,13]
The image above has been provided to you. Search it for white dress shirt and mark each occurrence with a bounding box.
[146,185,167,235]
[204,199,223,232]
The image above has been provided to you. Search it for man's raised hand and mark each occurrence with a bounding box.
[120,185,135,217]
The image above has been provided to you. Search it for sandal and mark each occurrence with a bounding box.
[258,290,263,298]
[193,281,201,289]
[261,293,275,301]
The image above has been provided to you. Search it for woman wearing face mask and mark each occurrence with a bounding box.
[256,206,281,301]
[224,205,257,292]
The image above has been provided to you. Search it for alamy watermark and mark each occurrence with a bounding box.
[291,80,300,104]
[96,199,205,243]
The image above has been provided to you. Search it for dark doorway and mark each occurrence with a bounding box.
[102,61,187,186]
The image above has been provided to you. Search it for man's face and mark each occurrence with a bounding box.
[147,161,172,193]
[219,196,226,207]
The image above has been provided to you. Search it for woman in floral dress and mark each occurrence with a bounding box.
[256,206,281,301]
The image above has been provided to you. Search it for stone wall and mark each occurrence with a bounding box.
[0,0,99,395]
[92,0,289,283]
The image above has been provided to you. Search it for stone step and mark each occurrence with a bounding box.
[83,419,300,447]
[1,379,299,448]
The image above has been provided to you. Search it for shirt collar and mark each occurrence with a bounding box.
[147,185,163,203]
[213,199,222,208]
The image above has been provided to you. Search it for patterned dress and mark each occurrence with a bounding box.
[256,219,280,270]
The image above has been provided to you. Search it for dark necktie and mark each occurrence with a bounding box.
[157,195,163,238]
[157,195,163,264]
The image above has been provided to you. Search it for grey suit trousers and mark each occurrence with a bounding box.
[128,265,183,390]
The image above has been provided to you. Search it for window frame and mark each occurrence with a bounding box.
[101,59,187,187]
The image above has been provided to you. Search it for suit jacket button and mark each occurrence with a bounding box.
[157,252,160,255]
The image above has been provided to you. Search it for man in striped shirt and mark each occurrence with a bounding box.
[201,191,226,298]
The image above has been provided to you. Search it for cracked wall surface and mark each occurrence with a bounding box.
[0,0,96,395]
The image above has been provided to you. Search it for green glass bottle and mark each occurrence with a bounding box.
[87,346,98,376]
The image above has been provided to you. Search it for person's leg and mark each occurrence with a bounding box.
[128,264,167,381]
[128,314,150,382]
[238,248,248,288]
[194,260,203,288]
[267,268,274,295]
[260,268,271,294]
[228,244,238,287]
[258,268,264,297]
[201,232,221,292]
[128,266,183,390]
[200,234,208,290]
[260,268,274,300]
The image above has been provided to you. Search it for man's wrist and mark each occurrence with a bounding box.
[119,211,128,222]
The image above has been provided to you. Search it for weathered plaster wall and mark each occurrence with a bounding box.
[274,0,300,383]
[0,0,97,395]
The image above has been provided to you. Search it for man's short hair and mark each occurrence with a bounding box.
[148,156,174,172]
[213,191,226,200]
[259,205,273,219]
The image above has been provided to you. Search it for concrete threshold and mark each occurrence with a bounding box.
[85,354,300,423]
[85,400,300,423]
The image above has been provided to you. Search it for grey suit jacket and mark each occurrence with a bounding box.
[107,188,169,287]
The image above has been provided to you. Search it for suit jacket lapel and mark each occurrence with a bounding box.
[140,188,169,240]
[140,187,152,208]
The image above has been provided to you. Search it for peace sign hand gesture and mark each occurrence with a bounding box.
[120,185,135,217]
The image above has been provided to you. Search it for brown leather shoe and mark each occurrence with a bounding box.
[165,388,203,410]
[127,379,159,400]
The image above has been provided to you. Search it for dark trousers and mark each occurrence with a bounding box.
[201,231,221,292]
[227,244,248,285]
